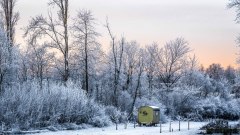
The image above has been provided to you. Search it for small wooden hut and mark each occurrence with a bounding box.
[138,106,160,126]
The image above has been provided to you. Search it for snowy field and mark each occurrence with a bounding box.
[27,121,208,135]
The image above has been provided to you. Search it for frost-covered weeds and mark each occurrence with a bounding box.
[0,80,111,131]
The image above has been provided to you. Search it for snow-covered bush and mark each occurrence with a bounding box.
[105,106,121,123]
[0,80,111,131]
[193,97,240,120]
[86,100,111,127]
[117,91,132,112]
[159,86,198,121]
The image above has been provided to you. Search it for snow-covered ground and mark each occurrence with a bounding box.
[27,121,208,135]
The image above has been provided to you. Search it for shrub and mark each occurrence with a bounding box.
[0,80,110,131]
[201,120,239,134]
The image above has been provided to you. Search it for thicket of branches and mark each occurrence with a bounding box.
[0,0,240,132]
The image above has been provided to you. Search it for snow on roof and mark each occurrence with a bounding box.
[149,106,159,109]
[139,106,160,110]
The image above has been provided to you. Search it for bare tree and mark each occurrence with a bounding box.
[0,0,19,44]
[26,38,54,89]
[228,0,240,21]
[0,0,19,90]
[206,63,224,81]
[19,51,28,83]
[188,54,199,71]
[122,41,139,92]
[144,43,159,99]
[228,0,240,65]
[224,65,236,84]
[158,38,190,91]
[129,48,144,119]
[24,0,70,84]
[0,23,10,93]
[105,19,124,107]
[72,10,100,94]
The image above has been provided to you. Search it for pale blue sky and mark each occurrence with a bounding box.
[16,0,240,67]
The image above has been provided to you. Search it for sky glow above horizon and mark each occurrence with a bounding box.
[15,0,240,68]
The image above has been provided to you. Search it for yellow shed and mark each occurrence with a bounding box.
[138,106,160,126]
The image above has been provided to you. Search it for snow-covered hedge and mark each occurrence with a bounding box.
[0,80,111,131]
[193,97,240,120]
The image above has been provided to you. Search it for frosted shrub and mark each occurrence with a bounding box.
[194,97,240,120]
[105,106,121,123]
[105,106,121,130]
[85,100,111,127]
[0,80,110,131]
[89,115,111,127]
[162,90,197,120]
[118,91,132,112]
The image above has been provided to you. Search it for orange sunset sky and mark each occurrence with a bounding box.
[15,0,240,68]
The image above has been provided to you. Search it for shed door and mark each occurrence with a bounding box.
[153,110,160,123]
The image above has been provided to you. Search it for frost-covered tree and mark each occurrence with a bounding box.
[0,22,10,93]
[144,43,159,99]
[128,48,144,119]
[228,0,240,65]
[122,41,139,92]
[228,0,240,20]
[0,0,19,44]
[157,38,190,91]
[24,0,70,84]
[25,40,54,89]
[0,0,19,89]
[72,9,101,94]
[105,19,124,107]
[0,19,19,93]
[232,73,240,98]
[224,65,236,84]
[206,63,224,81]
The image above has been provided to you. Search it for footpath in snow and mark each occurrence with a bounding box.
[27,121,208,135]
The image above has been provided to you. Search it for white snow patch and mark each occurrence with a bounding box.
[27,121,208,135]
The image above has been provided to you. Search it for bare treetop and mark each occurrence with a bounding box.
[0,0,19,44]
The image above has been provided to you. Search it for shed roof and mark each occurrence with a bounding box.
[139,106,160,111]
[149,106,159,109]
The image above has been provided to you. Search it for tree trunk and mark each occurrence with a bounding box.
[63,0,69,84]
[129,57,143,119]
[84,23,89,94]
